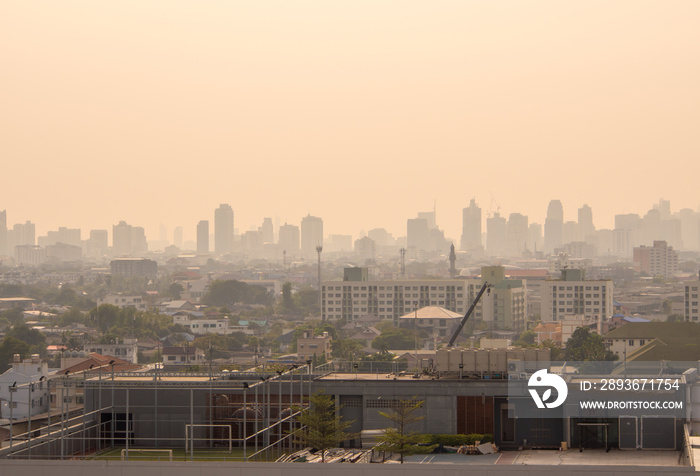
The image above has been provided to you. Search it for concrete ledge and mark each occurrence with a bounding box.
[0,460,694,476]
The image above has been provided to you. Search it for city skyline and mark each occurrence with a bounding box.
[1,197,699,251]
[2,1,699,245]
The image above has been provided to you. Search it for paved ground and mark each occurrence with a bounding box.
[511,449,681,466]
[401,449,682,466]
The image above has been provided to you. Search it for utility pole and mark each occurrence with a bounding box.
[316,245,323,320]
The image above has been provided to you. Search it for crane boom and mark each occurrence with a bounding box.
[447,281,490,347]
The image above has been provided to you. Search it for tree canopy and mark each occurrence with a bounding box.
[293,391,356,462]
[201,279,272,308]
[375,397,437,463]
[564,327,616,361]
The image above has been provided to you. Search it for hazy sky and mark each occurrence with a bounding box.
[2,1,699,243]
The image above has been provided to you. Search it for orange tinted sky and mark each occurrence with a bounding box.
[2,1,699,243]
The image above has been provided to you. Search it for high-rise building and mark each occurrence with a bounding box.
[260,218,274,244]
[544,199,564,254]
[417,209,437,230]
[38,227,81,247]
[460,199,482,252]
[368,228,394,247]
[506,213,528,257]
[173,226,183,249]
[480,266,527,332]
[196,220,209,253]
[279,223,300,256]
[633,240,678,278]
[214,204,234,254]
[486,212,506,256]
[539,269,613,323]
[355,236,376,262]
[85,229,109,258]
[301,215,323,257]
[578,204,595,241]
[685,274,700,322]
[0,210,7,256]
[406,218,429,250]
[7,221,36,253]
[112,221,147,257]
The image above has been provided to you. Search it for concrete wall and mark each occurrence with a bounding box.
[0,460,693,476]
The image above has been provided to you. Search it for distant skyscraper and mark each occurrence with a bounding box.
[214,204,234,254]
[7,221,35,253]
[301,215,323,257]
[113,221,147,256]
[38,227,81,248]
[113,221,133,256]
[578,204,595,241]
[260,218,274,244]
[368,228,394,247]
[486,212,506,256]
[416,210,437,230]
[173,226,183,249]
[544,199,564,254]
[279,223,300,255]
[406,218,429,250]
[197,220,209,253]
[86,229,108,257]
[0,210,7,256]
[506,213,528,256]
[460,199,482,251]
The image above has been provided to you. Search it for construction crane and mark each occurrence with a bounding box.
[447,281,491,348]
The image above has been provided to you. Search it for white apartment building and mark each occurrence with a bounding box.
[539,269,613,323]
[172,312,233,335]
[0,354,51,421]
[97,293,147,311]
[322,267,527,332]
[321,278,474,323]
[685,278,700,322]
[85,339,139,363]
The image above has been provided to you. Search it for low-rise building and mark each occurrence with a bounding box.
[171,312,233,335]
[162,346,206,366]
[97,293,147,311]
[297,331,332,363]
[84,339,139,364]
[0,354,51,420]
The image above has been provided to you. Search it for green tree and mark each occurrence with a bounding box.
[278,281,296,314]
[331,339,363,360]
[539,339,564,360]
[293,391,356,462]
[6,324,46,349]
[375,398,437,463]
[167,282,184,300]
[372,329,415,351]
[0,337,31,373]
[361,350,396,362]
[564,327,616,361]
[294,288,320,316]
[202,280,271,308]
[90,304,120,333]
[0,307,24,326]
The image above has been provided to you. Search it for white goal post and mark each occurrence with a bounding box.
[121,449,173,461]
[185,424,233,453]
